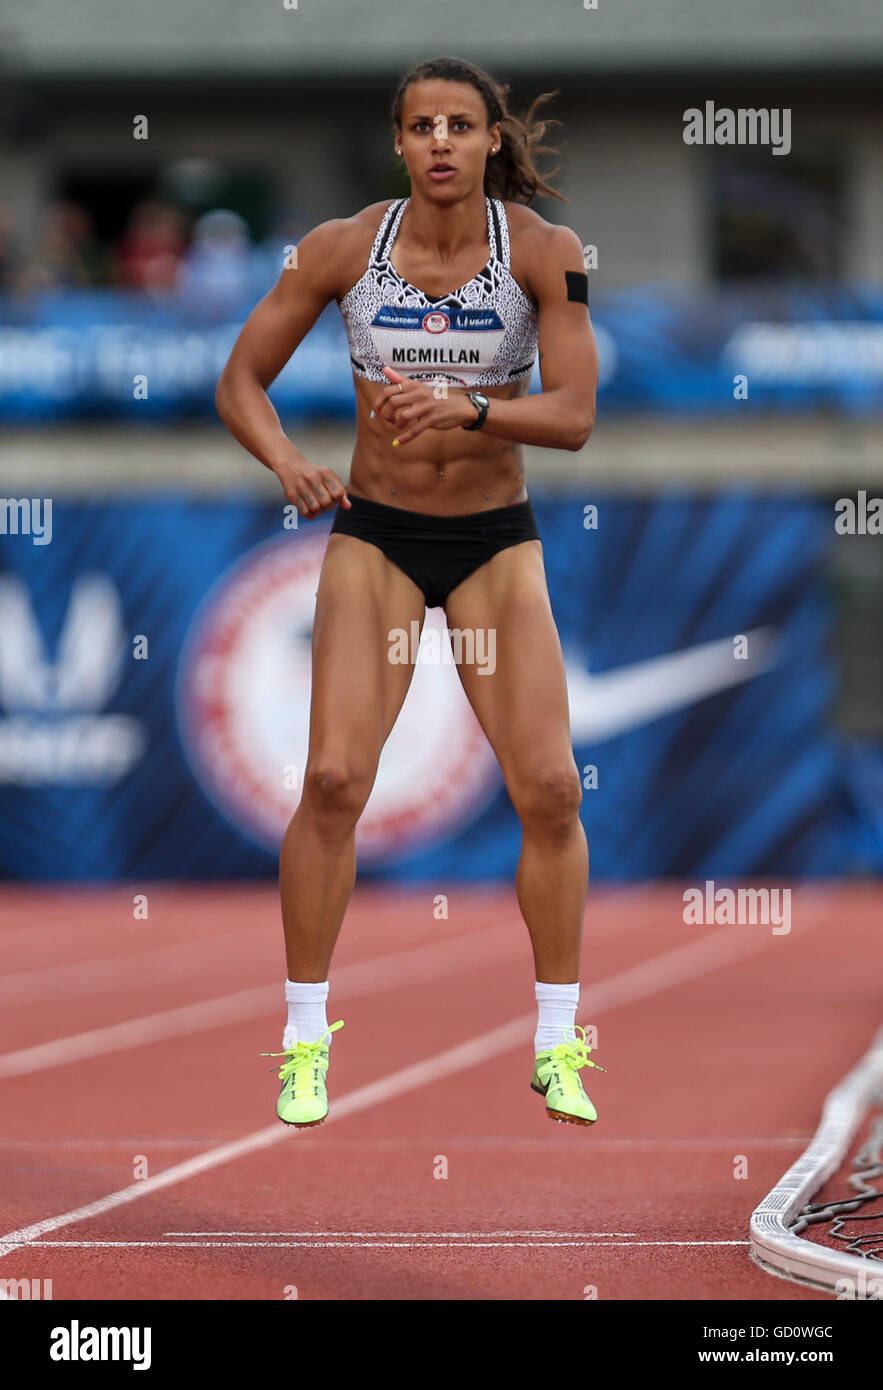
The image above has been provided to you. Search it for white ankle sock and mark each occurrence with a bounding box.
[283,979,330,1049]
[534,981,580,1053]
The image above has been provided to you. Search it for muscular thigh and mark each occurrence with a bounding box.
[308,533,427,770]
[443,540,575,781]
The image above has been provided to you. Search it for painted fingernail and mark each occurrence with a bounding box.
[392,439,399,447]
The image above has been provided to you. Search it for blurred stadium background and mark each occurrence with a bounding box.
[1,0,882,884]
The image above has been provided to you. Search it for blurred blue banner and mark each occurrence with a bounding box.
[2,285,883,419]
[0,492,879,881]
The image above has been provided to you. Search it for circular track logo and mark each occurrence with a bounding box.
[422,310,450,334]
[176,531,499,860]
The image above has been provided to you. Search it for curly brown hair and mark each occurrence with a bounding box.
[391,56,566,205]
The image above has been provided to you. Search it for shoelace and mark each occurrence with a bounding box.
[547,1025,607,1090]
[261,1020,345,1091]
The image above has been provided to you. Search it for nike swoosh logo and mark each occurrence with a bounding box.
[565,627,778,743]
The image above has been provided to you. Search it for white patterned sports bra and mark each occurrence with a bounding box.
[339,196,538,389]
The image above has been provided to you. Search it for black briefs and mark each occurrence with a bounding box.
[329,492,540,609]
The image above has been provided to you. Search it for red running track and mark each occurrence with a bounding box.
[0,882,880,1300]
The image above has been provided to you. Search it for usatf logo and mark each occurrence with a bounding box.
[0,574,146,785]
[176,533,498,860]
[422,311,450,334]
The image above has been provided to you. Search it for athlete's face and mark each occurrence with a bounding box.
[395,80,500,199]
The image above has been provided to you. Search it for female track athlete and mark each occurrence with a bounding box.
[215,56,602,1128]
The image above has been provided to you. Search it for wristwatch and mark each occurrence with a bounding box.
[463,391,490,431]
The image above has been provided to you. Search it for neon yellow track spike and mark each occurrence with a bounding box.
[530,1024,606,1126]
[262,1020,344,1127]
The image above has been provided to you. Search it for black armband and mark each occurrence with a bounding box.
[565,270,588,304]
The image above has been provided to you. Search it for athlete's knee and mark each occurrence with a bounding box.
[511,760,583,832]
[303,758,373,825]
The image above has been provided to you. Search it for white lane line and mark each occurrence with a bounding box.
[21,1239,750,1249]
[0,930,265,1007]
[0,1136,809,1150]
[163,1229,637,1237]
[0,898,463,999]
[0,890,662,1078]
[0,886,644,994]
[0,904,829,1263]
[0,918,522,1079]
[0,1139,235,1149]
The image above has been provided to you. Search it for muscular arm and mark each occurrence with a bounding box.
[377,222,599,453]
[477,223,598,451]
[214,218,358,513]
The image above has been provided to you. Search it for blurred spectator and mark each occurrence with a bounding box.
[0,206,18,289]
[5,197,308,307]
[18,200,108,290]
[253,204,312,292]
[176,208,255,317]
[116,199,186,293]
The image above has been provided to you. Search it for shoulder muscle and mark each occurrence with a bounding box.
[507,206,586,305]
[274,201,396,306]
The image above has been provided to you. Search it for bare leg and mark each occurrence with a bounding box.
[279,809,356,983]
[280,533,426,980]
[513,790,588,982]
[444,540,587,982]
